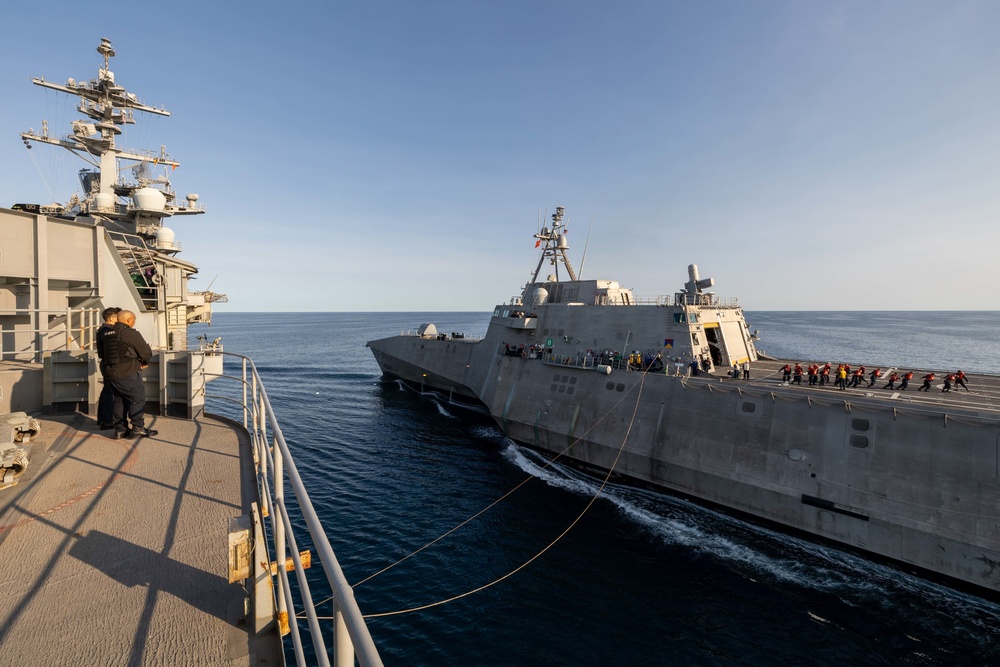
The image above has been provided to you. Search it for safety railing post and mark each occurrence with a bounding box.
[30,305,39,363]
[243,358,249,430]
[258,388,266,479]
[334,607,354,667]
[255,374,269,515]
[271,393,288,636]
[200,351,383,665]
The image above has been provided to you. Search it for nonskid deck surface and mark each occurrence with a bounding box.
[707,359,1000,414]
[0,413,278,666]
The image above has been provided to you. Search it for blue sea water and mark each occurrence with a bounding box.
[192,311,1000,666]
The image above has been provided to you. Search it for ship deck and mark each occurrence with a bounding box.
[733,359,1000,414]
[0,413,282,666]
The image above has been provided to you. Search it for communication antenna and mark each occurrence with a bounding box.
[578,214,595,281]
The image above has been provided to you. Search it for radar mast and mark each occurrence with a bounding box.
[20,38,203,236]
[530,206,578,283]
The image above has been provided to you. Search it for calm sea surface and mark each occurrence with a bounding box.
[192,311,1000,666]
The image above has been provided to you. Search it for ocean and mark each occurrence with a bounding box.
[192,311,1000,666]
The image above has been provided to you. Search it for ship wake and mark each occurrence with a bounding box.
[502,440,1000,638]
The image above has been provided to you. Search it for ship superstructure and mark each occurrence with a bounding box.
[7,38,226,356]
[368,207,1000,597]
[0,40,384,665]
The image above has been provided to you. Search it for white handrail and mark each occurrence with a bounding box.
[205,351,383,667]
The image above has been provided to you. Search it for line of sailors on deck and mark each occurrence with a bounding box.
[778,363,970,392]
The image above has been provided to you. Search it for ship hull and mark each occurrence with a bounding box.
[368,332,1000,596]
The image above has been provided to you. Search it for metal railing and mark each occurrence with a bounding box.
[0,307,101,362]
[205,351,383,667]
[398,329,483,341]
[508,294,742,308]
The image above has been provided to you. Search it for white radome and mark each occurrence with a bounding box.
[133,187,166,212]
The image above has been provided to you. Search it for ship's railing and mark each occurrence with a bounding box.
[631,295,741,307]
[205,351,383,667]
[507,294,741,307]
[675,294,741,308]
[629,295,675,306]
[398,330,484,341]
[519,350,663,372]
[0,307,101,362]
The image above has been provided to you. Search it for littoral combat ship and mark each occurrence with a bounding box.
[368,206,1000,597]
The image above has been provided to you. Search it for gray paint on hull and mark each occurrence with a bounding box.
[367,306,1000,594]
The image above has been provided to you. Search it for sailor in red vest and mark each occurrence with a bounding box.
[942,373,956,392]
[807,364,818,386]
[918,372,935,391]
[781,364,792,383]
[955,370,970,392]
[883,372,899,390]
[850,368,865,388]
[867,368,881,388]
[899,371,913,390]
[819,363,831,386]
[793,363,804,384]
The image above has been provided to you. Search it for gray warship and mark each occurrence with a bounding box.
[368,206,1000,597]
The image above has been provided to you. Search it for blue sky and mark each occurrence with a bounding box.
[1,1,998,311]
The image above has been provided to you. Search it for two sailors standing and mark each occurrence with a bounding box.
[96,309,158,438]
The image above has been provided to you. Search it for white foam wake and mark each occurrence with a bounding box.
[500,441,1000,623]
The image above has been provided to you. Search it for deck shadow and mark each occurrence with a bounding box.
[68,529,240,625]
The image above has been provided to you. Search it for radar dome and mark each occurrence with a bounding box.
[133,187,166,212]
[93,192,115,212]
[532,287,549,306]
[417,323,438,337]
[155,226,176,249]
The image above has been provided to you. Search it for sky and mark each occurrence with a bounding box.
[1,1,998,311]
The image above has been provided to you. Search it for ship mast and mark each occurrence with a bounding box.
[17,38,223,347]
[530,206,578,283]
[20,38,202,235]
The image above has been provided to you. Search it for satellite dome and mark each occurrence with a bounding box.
[133,187,166,212]
[93,192,115,212]
[155,226,176,249]
[532,287,549,306]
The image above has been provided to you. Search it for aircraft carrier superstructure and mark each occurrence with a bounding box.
[368,207,1000,597]
[0,40,383,665]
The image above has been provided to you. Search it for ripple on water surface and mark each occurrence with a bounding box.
[194,312,1000,665]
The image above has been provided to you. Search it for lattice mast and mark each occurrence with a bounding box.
[530,206,578,283]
